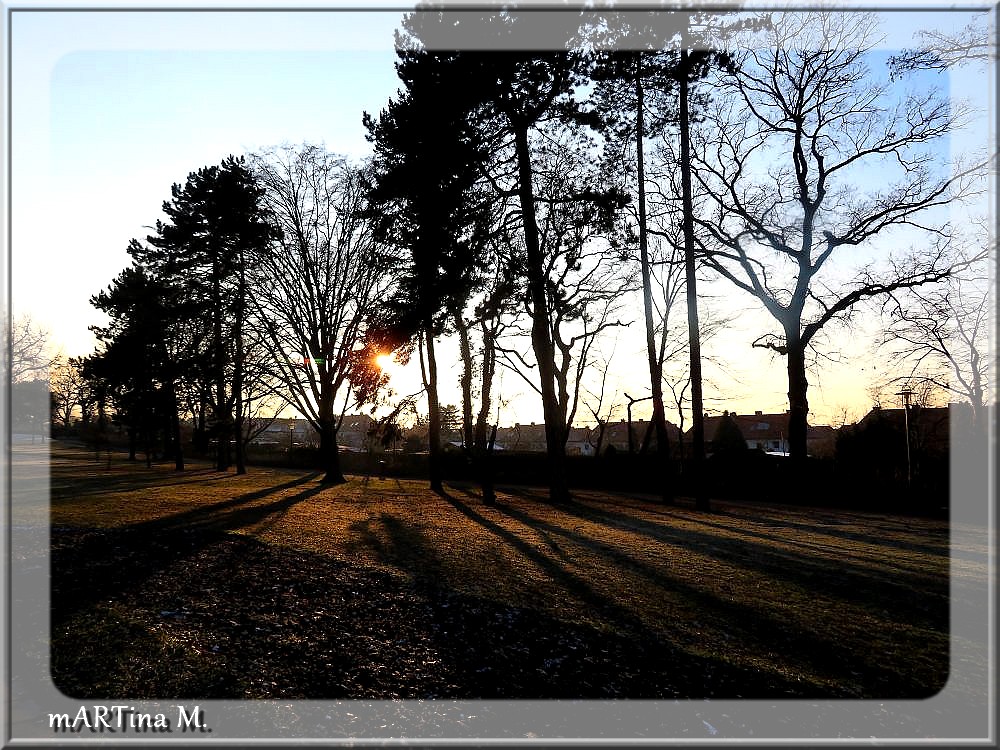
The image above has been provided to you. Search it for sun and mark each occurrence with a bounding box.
[375,353,395,372]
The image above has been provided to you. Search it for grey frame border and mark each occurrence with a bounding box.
[2,1,996,746]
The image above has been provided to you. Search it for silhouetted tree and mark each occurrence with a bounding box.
[494,132,633,460]
[889,11,993,77]
[879,235,991,430]
[89,265,177,466]
[248,144,392,485]
[364,44,495,494]
[587,10,752,509]
[49,356,91,430]
[694,12,986,464]
[4,314,54,384]
[710,411,747,456]
[589,28,680,487]
[138,156,273,471]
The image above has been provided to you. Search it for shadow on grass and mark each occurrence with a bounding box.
[49,455,948,701]
[50,446,249,501]
[341,492,817,699]
[49,466,231,501]
[53,524,813,701]
[450,485,948,699]
[500,486,948,631]
[51,472,323,629]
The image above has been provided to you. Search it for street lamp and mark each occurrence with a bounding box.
[289,421,295,454]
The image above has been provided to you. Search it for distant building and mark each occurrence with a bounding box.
[250,414,379,451]
[492,418,681,455]
[566,426,595,456]
[597,419,683,454]
[339,414,376,451]
[252,417,316,447]
[495,423,547,453]
[686,410,836,456]
[853,405,950,457]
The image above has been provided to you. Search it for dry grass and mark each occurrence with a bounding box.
[48,442,970,700]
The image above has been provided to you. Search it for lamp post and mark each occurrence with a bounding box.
[289,421,295,455]
[894,387,914,487]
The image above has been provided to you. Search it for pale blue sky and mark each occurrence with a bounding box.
[13,10,403,345]
[8,7,992,425]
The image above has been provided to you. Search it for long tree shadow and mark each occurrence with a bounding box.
[462,486,948,698]
[50,467,232,501]
[50,446,257,501]
[346,497,640,633]
[344,491,817,699]
[605,487,950,556]
[439,490,645,631]
[51,472,324,627]
[574,490,950,586]
[497,487,950,630]
[547,482,950,559]
[677,511,948,579]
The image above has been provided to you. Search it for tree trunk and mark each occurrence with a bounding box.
[319,417,346,485]
[513,124,570,504]
[212,255,231,471]
[423,325,445,494]
[786,336,810,465]
[474,320,498,505]
[171,413,184,471]
[233,262,247,476]
[635,57,673,504]
[193,400,208,455]
[452,306,475,455]
[592,422,606,459]
[680,52,709,512]
[475,422,498,506]
[167,379,184,471]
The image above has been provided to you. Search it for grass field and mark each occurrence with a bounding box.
[48,441,967,701]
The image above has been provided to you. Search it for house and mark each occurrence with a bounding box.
[252,417,316,448]
[495,423,548,453]
[852,405,950,457]
[685,410,835,456]
[250,413,380,451]
[339,414,376,451]
[492,423,598,455]
[566,426,595,456]
[593,418,683,454]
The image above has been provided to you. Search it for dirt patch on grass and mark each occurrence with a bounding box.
[49,443,964,700]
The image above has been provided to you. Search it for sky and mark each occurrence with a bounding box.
[8,6,993,428]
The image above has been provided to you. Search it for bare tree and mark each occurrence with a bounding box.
[693,12,986,462]
[238,327,287,453]
[582,342,623,459]
[889,11,994,77]
[879,233,991,428]
[4,314,54,384]
[496,134,635,450]
[49,356,91,429]
[636,143,741,465]
[248,144,393,484]
[459,229,522,505]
